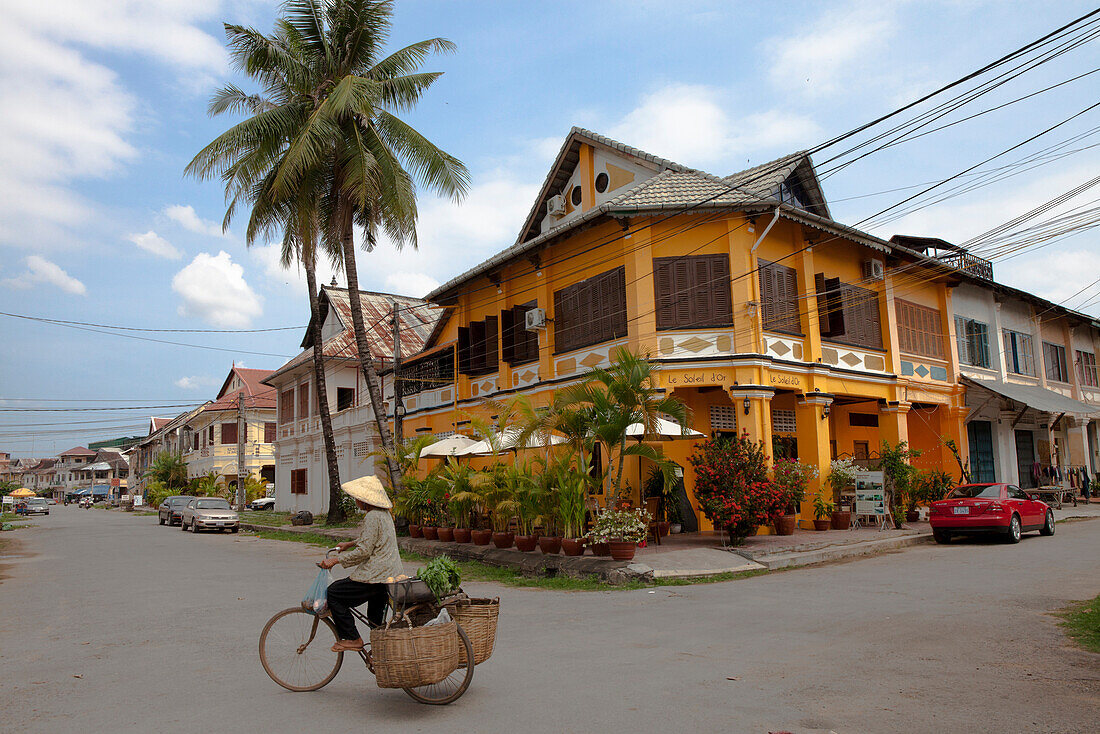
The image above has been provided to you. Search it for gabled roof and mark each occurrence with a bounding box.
[516,127,700,245]
[264,286,447,385]
[149,417,172,434]
[204,366,277,412]
[58,446,96,457]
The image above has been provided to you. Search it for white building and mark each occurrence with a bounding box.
[262,286,444,516]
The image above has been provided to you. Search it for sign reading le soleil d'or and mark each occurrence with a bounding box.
[665,371,727,386]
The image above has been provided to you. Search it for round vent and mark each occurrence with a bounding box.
[570,185,582,206]
[595,172,609,193]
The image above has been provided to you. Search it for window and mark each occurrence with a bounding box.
[208,425,215,444]
[402,347,455,395]
[457,315,499,375]
[1077,350,1098,388]
[1043,342,1069,382]
[1002,330,1035,376]
[290,468,307,495]
[595,172,609,193]
[298,383,310,418]
[815,274,882,349]
[849,413,879,427]
[709,404,738,433]
[895,299,945,359]
[221,422,238,445]
[955,317,990,368]
[336,387,355,412]
[501,303,539,366]
[570,185,582,206]
[553,266,627,353]
[778,176,810,210]
[279,389,294,424]
[264,422,276,443]
[653,254,733,330]
[758,260,800,335]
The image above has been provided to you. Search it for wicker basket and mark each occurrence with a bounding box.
[369,621,460,689]
[450,597,500,665]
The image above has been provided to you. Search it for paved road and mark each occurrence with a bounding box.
[2,507,1098,733]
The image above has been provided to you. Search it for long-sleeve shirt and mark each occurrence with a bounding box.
[337,508,403,583]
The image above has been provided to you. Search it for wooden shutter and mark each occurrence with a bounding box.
[500,307,516,364]
[710,255,732,326]
[609,266,627,338]
[221,422,238,445]
[208,425,215,444]
[654,260,674,330]
[264,422,276,443]
[553,285,573,353]
[458,326,472,374]
[484,315,499,373]
[298,383,309,418]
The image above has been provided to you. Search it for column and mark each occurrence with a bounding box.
[727,216,759,355]
[624,217,656,356]
[726,386,774,456]
[879,401,911,448]
[796,392,834,529]
[795,246,823,364]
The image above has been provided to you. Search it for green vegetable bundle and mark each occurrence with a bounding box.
[419,555,461,599]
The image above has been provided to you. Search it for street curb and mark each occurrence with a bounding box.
[238,522,645,584]
[737,532,934,570]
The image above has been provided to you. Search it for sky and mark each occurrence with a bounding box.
[2,0,1100,456]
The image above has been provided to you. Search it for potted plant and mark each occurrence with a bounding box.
[825,458,856,529]
[643,467,672,537]
[690,434,783,544]
[587,507,649,561]
[486,465,517,549]
[513,466,540,552]
[812,495,834,531]
[772,458,817,535]
[879,441,920,528]
[445,464,484,544]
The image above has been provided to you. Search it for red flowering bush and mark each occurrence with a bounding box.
[689,434,786,542]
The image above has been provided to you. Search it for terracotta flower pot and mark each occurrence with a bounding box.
[491,531,514,549]
[437,527,454,542]
[813,519,831,531]
[471,529,492,545]
[561,538,584,556]
[453,528,471,543]
[590,541,611,557]
[830,511,851,530]
[422,526,438,540]
[656,521,671,537]
[906,510,920,523]
[608,540,637,561]
[538,536,562,554]
[515,534,537,552]
[408,524,422,538]
[774,515,797,536]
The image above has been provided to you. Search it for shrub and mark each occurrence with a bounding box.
[586,507,650,544]
[772,459,819,514]
[689,435,786,542]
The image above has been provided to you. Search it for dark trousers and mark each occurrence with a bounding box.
[327,578,389,640]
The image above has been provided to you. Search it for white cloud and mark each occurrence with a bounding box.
[1,255,87,295]
[128,230,181,260]
[997,249,1100,314]
[384,272,441,298]
[172,251,263,327]
[763,1,897,98]
[175,375,220,390]
[164,204,227,238]
[605,84,820,170]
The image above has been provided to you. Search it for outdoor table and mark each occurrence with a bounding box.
[1030,485,1076,509]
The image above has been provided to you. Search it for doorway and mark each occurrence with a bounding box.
[1014,430,1035,488]
[967,421,996,482]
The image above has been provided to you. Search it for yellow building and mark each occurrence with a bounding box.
[383,128,972,532]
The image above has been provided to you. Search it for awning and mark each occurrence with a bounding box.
[91,485,110,496]
[962,376,1100,415]
[83,462,113,471]
[71,487,90,496]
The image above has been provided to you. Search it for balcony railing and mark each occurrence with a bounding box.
[935,251,993,280]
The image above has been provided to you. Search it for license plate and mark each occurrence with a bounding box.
[953,507,969,515]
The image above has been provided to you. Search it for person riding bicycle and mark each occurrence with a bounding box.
[317,475,402,652]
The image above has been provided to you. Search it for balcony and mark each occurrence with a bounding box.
[935,251,993,281]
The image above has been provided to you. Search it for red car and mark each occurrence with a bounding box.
[928,483,1055,544]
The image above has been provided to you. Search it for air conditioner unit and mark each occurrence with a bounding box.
[525,307,546,331]
[546,194,566,217]
[862,259,885,280]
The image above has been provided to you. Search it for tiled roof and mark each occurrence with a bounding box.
[206,366,277,411]
[265,286,446,384]
[150,417,172,433]
[58,446,96,457]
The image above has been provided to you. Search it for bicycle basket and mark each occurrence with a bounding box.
[369,621,460,689]
[387,578,436,609]
[449,597,499,665]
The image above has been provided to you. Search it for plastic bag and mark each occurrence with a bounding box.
[302,567,332,615]
[422,607,452,627]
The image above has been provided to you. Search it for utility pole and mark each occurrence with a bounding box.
[392,300,404,446]
[236,393,246,510]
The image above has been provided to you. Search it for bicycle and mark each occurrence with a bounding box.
[258,548,475,705]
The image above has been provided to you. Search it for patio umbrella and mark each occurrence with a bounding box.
[420,435,478,458]
[10,487,35,498]
[458,428,566,456]
[625,418,703,440]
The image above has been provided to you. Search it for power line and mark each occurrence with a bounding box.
[0,311,303,333]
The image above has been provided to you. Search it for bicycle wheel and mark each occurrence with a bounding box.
[402,623,475,705]
[259,608,344,692]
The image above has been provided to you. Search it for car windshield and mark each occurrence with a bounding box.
[28,498,46,504]
[169,499,189,506]
[947,484,1002,499]
[195,499,231,510]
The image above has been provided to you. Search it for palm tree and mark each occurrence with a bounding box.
[557,347,690,506]
[144,452,189,492]
[187,0,467,512]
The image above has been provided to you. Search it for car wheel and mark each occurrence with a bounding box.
[932,529,951,544]
[1006,514,1021,544]
[159,515,166,526]
[230,527,239,534]
[181,518,189,531]
[192,519,199,533]
[1040,509,1056,536]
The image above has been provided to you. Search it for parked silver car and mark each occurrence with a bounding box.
[25,497,50,515]
[180,497,239,533]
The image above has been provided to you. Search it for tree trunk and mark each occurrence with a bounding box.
[305,259,345,524]
[612,435,628,507]
[338,224,404,499]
